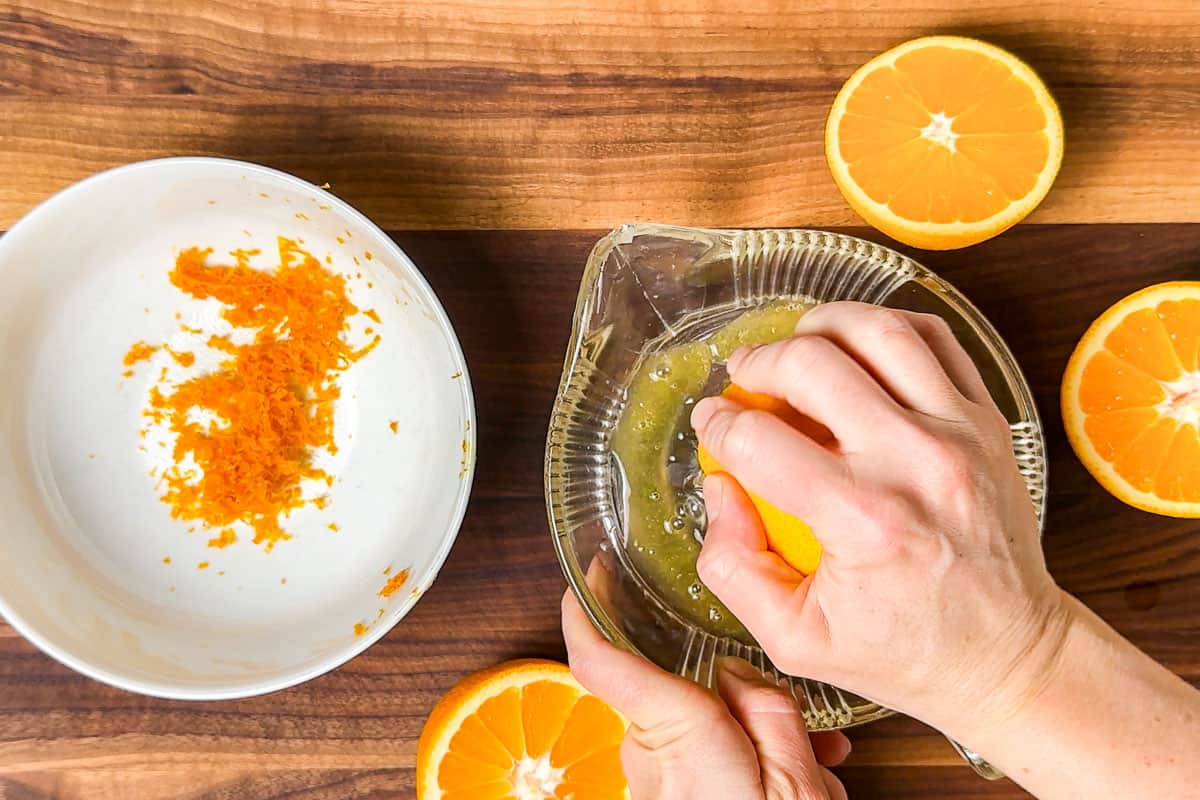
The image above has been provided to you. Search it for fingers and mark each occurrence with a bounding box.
[692,398,852,524]
[823,771,850,800]
[697,474,832,670]
[717,657,846,799]
[565,590,846,799]
[903,312,992,405]
[723,332,904,450]
[698,472,804,592]
[563,591,769,799]
[793,302,994,414]
[810,731,853,767]
[791,302,973,415]
[561,590,720,731]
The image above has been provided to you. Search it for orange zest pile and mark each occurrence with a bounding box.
[129,237,378,550]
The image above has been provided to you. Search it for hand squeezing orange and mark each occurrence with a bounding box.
[697,384,824,574]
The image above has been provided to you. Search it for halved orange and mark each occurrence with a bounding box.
[826,36,1064,250]
[416,659,629,800]
[697,384,825,574]
[1062,283,1200,517]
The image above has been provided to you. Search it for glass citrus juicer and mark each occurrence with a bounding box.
[545,223,1046,779]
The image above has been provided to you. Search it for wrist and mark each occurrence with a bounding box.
[934,592,1200,800]
[932,586,1082,744]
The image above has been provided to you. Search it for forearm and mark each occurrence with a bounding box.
[955,594,1200,800]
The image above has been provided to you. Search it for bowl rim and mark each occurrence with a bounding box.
[545,222,1046,727]
[0,156,478,700]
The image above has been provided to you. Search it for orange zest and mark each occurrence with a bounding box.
[126,237,379,550]
[379,568,411,598]
[417,660,628,800]
[206,528,237,549]
[1063,282,1200,517]
[825,36,1063,250]
[123,341,158,365]
[697,384,825,574]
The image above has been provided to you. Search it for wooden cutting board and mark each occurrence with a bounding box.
[2,3,1199,798]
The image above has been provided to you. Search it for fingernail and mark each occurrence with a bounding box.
[726,345,756,373]
[834,732,853,760]
[691,396,718,431]
[703,474,725,523]
[718,656,774,686]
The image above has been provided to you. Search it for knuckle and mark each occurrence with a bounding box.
[739,683,801,716]
[960,402,1010,448]
[721,409,775,465]
[925,438,976,491]
[846,489,915,550]
[982,404,1013,438]
[865,501,911,545]
[907,426,991,511]
[915,310,954,337]
[696,545,737,588]
[869,308,919,342]
[629,697,726,755]
[779,334,838,374]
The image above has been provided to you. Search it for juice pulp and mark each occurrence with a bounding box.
[611,301,810,640]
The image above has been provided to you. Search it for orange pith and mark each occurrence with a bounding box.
[826,36,1064,250]
[417,659,629,800]
[1062,282,1200,516]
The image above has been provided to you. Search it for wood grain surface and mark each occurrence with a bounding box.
[3,1,1200,229]
[3,226,1200,799]
[2,2,1200,799]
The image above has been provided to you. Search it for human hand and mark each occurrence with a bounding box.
[691,301,1074,741]
[562,590,850,800]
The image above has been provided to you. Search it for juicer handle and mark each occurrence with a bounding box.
[948,737,1005,780]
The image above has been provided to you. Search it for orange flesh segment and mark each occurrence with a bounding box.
[841,44,1049,224]
[1083,408,1159,462]
[555,784,626,800]
[475,687,525,759]
[1157,299,1200,372]
[437,751,510,791]
[432,674,627,798]
[1112,416,1176,492]
[443,782,514,800]
[447,716,513,768]
[562,746,625,787]
[1067,286,1200,512]
[550,695,628,768]
[1103,307,1183,381]
[521,680,579,758]
[1156,424,1200,501]
[1078,350,1165,414]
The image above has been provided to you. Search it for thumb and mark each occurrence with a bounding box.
[717,657,848,800]
[561,589,721,730]
[698,475,829,667]
[563,591,768,799]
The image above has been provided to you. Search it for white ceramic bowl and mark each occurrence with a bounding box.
[0,158,476,699]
